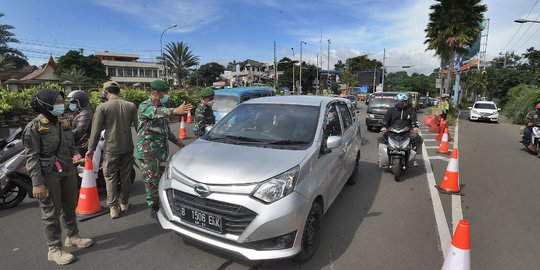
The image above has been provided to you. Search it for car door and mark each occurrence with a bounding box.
[337,102,356,184]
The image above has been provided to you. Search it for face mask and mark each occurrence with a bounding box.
[395,101,404,110]
[160,94,169,104]
[50,104,65,116]
[207,100,214,107]
[69,103,78,112]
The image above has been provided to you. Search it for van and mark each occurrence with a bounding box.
[212,86,275,121]
[365,92,411,131]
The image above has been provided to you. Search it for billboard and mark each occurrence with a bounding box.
[355,70,382,85]
[441,22,483,73]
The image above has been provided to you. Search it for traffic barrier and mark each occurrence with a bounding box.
[437,128,450,154]
[436,148,461,194]
[76,157,108,221]
[179,116,187,139]
[441,219,470,270]
[187,111,193,123]
[436,121,452,141]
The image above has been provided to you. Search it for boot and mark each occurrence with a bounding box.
[65,235,94,248]
[110,205,121,219]
[47,246,75,265]
[120,203,129,212]
[150,204,159,220]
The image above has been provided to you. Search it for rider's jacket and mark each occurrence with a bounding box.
[382,104,419,129]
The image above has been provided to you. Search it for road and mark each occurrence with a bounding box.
[1,104,539,269]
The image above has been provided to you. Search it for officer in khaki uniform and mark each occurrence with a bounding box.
[23,88,93,266]
[87,81,138,219]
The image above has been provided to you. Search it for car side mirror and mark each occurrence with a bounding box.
[326,136,342,149]
[497,108,501,111]
[468,107,472,110]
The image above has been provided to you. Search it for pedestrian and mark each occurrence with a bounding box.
[136,80,192,219]
[438,96,450,120]
[193,88,216,137]
[67,90,93,154]
[23,88,93,266]
[86,81,138,219]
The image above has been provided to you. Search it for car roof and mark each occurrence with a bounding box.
[243,95,345,107]
[214,86,274,96]
[474,101,496,104]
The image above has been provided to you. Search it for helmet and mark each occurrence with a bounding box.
[536,103,540,109]
[394,93,409,101]
[67,90,90,108]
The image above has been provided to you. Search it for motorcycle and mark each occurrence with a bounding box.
[378,124,417,182]
[521,125,540,157]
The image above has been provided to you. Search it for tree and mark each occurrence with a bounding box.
[334,60,345,71]
[163,41,199,88]
[0,54,15,71]
[340,70,356,90]
[424,0,487,96]
[3,54,28,69]
[56,50,108,86]
[197,62,225,87]
[0,12,27,70]
[346,55,381,73]
[60,66,89,90]
[225,61,239,72]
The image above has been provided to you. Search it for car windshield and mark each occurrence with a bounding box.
[205,103,319,149]
[369,98,394,108]
[346,96,356,102]
[474,103,496,109]
[212,95,238,113]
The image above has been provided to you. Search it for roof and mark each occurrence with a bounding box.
[244,95,344,107]
[214,86,274,96]
[95,51,139,58]
[242,59,265,67]
[0,66,39,80]
[21,56,58,81]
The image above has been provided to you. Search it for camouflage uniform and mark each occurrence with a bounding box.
[136,99,180,207]
[194,103,215,137]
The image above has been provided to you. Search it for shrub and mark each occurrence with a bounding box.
[502,84,540,124]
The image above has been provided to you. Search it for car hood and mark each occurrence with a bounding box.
[170,139,308,185]
[472,108,497,114]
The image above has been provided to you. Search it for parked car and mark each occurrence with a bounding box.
[469,100,500,123]
[346,95,357,108]
[157,96,361,262]
[213,86,275,122]
[365,92,409,131]
[419,96,429,108]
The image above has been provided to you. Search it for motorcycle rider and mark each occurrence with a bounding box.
[379,93,423,165]
[522,103,540,151]
[67,90,93,154]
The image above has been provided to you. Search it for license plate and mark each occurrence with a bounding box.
[179,206,223,234]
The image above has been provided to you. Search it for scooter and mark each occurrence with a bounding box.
[521,126,540,157]
[378,124,417,182]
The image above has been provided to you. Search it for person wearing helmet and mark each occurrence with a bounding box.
[193,88,216,137]
[135,79,192,219]
[380,93,423,160]
[22,88,93,265]
[67,90,93,154]
[522,103,540,150]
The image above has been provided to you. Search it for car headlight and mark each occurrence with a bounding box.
[252,166,299,203]
[471,109,478,114]
[367,113,375,119]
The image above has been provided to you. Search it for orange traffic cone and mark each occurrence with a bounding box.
[436,148,461,194]
[76,157,108,221]
[179,116,187,139]
[442,220,470,270]
[187,111,193,123]
[436,121,452,141]
[437,128,450,154]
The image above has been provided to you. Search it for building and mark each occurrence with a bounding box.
[95,51,163,88]
[0,56,61,92]
[220,59,271,87]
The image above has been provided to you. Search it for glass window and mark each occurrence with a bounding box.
[124,68,132,77]
[213,95,239,113]
[133,69,139,77]
[152,70,158,78]
[324,105,342,136]
[139,69,145,77]
[337,103,352,131]
[474,103,496,109]
[117,68,124,77]
[107,67,116,77]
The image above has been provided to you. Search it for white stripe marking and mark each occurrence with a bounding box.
[452,115,463,233]
[429,156,450,161]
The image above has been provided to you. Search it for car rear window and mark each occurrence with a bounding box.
[213,95,239,112]
[369,98,394,108]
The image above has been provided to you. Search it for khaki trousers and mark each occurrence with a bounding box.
[102,152,133,207]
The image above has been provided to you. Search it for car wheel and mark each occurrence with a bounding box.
[294,202,323,263]
[347,152,360,185]
[367,126,372,132]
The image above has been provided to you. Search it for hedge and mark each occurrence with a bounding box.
[502,84,540,125]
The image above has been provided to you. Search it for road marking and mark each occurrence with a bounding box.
[429,156,450,161]
[420,132,451,258]
[424,139,453,143]
[452,114,463,233]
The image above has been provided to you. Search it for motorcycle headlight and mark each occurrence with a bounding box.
[252,166,299,203]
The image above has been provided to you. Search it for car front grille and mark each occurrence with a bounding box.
[167,189,257,235]
[374,114,384,119]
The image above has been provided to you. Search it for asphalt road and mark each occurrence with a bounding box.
[1,104,538,269]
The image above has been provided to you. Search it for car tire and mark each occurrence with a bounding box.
[367,126,372,132]
[347,152,360,185]
[294,202,323,263]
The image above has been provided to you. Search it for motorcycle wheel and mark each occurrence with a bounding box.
[392,158,402,182]
[536,143,540,158]
[0,182,27,210]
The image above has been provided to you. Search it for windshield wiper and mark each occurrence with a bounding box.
[266,139,310,145]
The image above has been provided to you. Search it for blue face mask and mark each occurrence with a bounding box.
[50,104,65,116]
[396,101,405,110]
[160,94,169,104]
[69,103,78,112]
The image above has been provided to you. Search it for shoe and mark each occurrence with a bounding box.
[150,204,159,220]
[65,235,93,248]
[120,203,129,212]
[48,246,75,265]
[110,206,120,219]
[413,161,419,167]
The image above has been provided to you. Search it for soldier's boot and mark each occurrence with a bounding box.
[48,246,75,265]
[110,205,121,219]
[65,235,94,248]
[120,203,130,212]
[150,204,159,220]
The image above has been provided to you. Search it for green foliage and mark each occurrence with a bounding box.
[197,62,225,87]
[386,72,438,95]
[0,83,61,115]
[119,88,148,107]
[163,42,200,87]
[502,84,540,124]
[346,55,381,73]
[56,50,108,86]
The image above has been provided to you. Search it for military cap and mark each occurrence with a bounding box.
[103,81,120,91]
[150,80,170,92]
[201,88,215,98]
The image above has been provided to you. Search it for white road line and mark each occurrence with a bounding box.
[420,132,451,258]
[452,114,463,233]
[429,156,450,162]
[425,139,453,143]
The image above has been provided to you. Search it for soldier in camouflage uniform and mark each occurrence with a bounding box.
[193,88,216,137]
[23,88,93,265]
[136,80,192,219]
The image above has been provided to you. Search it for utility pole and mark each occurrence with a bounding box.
[316,53,319,95]
[291,47,295,94]
[320,31,323,95]
[373,64,377,93]
[381,48,386,92]
[160,24,178,82]
[299,41,307,94]
[327,39,331,92]
[499,51,509,68]
[274,41,277,91]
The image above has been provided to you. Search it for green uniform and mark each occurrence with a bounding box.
[87,95,138,207]
[136,99,179,206]
[23,115,79,247]
[194,103,215,137]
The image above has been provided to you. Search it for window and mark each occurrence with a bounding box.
[152,70,158,78]
[145,69,152,77]
[133,69,139,77]
[107,67,116,77]
[117,68,124,77]
[124,68,132,77]
[337,103,353,131]
[324,105,342,137]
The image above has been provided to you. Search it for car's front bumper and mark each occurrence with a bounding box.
[366,116,385,127]
[470,113,498,121]
[157,178,310,261]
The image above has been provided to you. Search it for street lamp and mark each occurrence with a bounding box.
[160,24,178,81]
[515,18,540,23]
[291,47,295,94]
[299,41,307,95]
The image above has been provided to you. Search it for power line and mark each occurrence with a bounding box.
[509,13,540,51]
[516,25,540,51]
[501,0,539,52]
[19,38,160,53]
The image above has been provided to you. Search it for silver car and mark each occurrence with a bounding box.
[157,96,361,262]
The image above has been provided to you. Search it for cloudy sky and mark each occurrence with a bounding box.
[2,0,539,74]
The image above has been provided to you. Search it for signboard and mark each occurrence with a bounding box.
[435,78,442,89]
[357,86,368,93]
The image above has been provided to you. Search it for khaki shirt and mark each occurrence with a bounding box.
[23,115,78,186]
[88,96,138,155]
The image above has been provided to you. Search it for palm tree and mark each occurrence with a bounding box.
[0,12,24,58]
[60,66,89,90]
[0,54,15,71]
[424,0,487,95]
[162,41,199,88]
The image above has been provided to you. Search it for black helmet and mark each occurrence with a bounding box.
[67,90,90,108]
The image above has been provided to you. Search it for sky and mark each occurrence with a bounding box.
[2,0,539,75]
